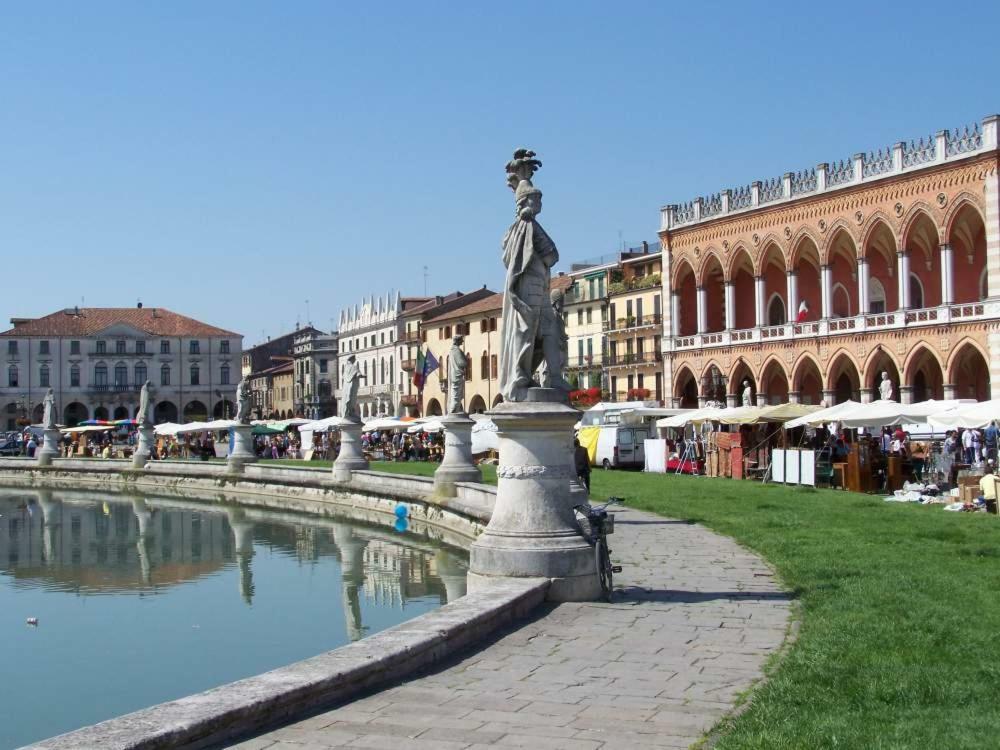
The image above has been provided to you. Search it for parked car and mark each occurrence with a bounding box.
[0,432,22,456]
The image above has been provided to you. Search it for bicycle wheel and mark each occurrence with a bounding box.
[596,536,613,602]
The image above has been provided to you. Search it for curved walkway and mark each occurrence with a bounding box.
[227,505,792,750]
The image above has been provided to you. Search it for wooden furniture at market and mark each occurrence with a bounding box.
[846,442,876,493]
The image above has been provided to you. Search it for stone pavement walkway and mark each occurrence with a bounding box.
[227,505,793,750]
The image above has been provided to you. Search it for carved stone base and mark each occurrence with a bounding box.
[332,421,368,481]
[468,388,599,602]
[36,429,62,467]
[132,425,155,468]
[434,413,481,496]
[227,424,258,473]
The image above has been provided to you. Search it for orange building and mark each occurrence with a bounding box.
[660,115,998,408]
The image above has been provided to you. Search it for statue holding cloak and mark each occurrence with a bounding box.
[137,380,154,427]
[341,354,365,421]
[447,335,468,414]
[42,388,56,430]
[235,378,252,425]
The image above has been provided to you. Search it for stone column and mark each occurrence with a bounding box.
[940,244,954,305]
[332,421,368,481]
[434,413,481,497]
[726,393,737,408]
[788,390,801,404]
[754,276,765,327]
[820,264,832,319]
[858,258,869,315]
[696,287,707,334]
[899,385,914,405]
[670,292,680,337]
[37,428,61,467]
[822,389,835,407]
[724,282,735,330]
[786,270,798,323]
[228,424,258,473]
[860,388,873,404]
[755,393,768,407]
[468,390,598,602]
[132,424,155,468]
[897,251,911,310]
[944,383,957,399]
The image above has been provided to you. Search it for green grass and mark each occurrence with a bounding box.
[306,459,1000,749]
[260,458,499,484]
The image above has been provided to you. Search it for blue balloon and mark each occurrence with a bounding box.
[394,504,408,518]
[394,517,409,533]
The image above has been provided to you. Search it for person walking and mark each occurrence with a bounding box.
[574,438,591,492]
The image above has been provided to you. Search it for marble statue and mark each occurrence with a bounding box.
[879,371,894,401]
[742,379,753,408]
[536,288,569,389]
[235,378,252,424]
[42,388,56,430]
[447,335,468,414]
[341,354,365,421]
[498,149,570,402]
[136,380,153,426]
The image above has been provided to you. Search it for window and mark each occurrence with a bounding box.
[444,325,452,339]
[70,365,80,387]
[319,359,328,373]
[135,363,147,384]
[39,340,50,355]
[389,356,394,385]
[490,354,498,379]
[7,366,16,387]
[586,308,593,324]
[587,338,594,359]
[136,340,145,354]
[95,363,108,386]
[160,340,170,354]
[578,339,584,364]
[489,317,497,332]
[577,309,583,325]
[189,340,200,355]
[480,319,488,333]
[39,364,49,387]
[909,273,924,309]
[7,341,17,355]
[70,340,80,355]
[636,298,643,321]
[481,352,489,379]
[380,333,385,345]
[767,294,786,326]
[161,364,171,386]
[96,340,106,354]
[190,364,200,385]
[116,340,126,354]
[220,340,230,354]
[115,363,128,386]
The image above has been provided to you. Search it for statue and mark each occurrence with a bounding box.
[447,335,468,414]
[536,288,569,389]
[235,378,252,424]
[879,371,894,401]
[498,149,570,402]
[136,380,153,426]
[742,379,753,408]
[341,354,365,422]
[42,388,56,430]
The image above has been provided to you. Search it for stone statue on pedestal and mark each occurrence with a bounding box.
[536,288,569,390]
[742,379,753,408]
[341,354,365,422]
[42,388,56,429]
[447,335,468,414]
[235,378,252,425]
[136,380,153,427]
[498,148,570,402]
[879,371,894,401]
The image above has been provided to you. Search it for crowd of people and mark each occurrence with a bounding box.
[360,429,445,462]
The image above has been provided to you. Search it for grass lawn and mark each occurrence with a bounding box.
[294,459,999,749]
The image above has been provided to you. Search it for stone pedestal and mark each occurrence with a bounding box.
[332,421,368,482]
[132,425,155,468]
[36,428,62,467]
[468,388,600,602]
[227,424,258,473]
[434,413,481,496]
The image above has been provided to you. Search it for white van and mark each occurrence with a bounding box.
[594,424,649,469]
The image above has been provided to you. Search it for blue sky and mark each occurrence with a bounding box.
[2,2,996,345]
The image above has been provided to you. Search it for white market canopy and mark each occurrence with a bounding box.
[471,414,499,453]
[658,403,822,429]
[154,419,238,436]
[408,419,444,433]
[363,416,409,432]
[784,400,862,429]
[297,415,354,433]
[928,399,1000,430]
[836,399,964,429]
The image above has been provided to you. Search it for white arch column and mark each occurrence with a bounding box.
[696,287,707,334]
[897,250,911,310]
[857,258,870,315]
[670,291,680,336]
[940,243,954,305]
[786,271,798,323]
[724,282,735,330]
[820,265,832,319]
[754,276,765,327]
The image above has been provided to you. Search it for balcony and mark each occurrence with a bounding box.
[400,394,420,408]
[89,383,139,393]
[89,349,154,357]
[607,273,662,297]
[564,285,607,305]
[566,355,602,370]
[403,330,422,344]
[671,301,997,352]
[401,358,417,372]
[604,313,662,333]
[604,352,662,368]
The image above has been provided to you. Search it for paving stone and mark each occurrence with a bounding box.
[224,505,791,750]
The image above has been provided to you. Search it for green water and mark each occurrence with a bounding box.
[0,488,467,749]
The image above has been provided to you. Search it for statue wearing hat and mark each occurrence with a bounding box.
[498,149,571,402]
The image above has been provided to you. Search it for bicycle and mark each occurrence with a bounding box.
[574,496,624,602]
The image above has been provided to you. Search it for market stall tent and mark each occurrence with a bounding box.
[928,399,1000,429]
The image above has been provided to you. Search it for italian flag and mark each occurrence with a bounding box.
[413,349,438,391]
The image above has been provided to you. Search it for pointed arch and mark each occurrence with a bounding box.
[943,193,986,243]
[674,364,699,408]
[826,348,861,403]
[699,359,727,404]
[791,352,824,405]
[860,211,898,254]
[789,227,822,268]
[947,200,988,303]
[727,244,756,329]
[862,346,902,396]
[947,339,991,401]
[700,252,726,332]
[900,203,941,249]
[695,247,726,286]
[819,220,859,265]
[670,255,697,290]
[903,344,945,402]
[725,242,752,281]
[754,234,785,275]
[758,355,790,405]
[728,357,756,403]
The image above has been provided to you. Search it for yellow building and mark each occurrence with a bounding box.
[605,248,664,403]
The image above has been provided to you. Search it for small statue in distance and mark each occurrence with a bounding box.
[235,378,253,425]
[447,335,468,414]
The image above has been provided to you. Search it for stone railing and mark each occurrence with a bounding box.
[670,300,999,351]
[661,115,998,230]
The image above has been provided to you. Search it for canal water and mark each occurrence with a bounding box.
[0,488,468,749]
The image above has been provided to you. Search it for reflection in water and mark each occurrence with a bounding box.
[0,488,469,749]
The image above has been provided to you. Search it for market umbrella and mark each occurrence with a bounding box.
[297,415,353,433]
[928,399,1000,430]
[784,400,862,429]
[363,416,408,432]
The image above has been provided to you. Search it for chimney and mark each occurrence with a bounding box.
[642,241,649,254]
[137,301,143,309]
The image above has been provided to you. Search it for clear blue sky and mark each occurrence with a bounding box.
[3,2,996,345]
